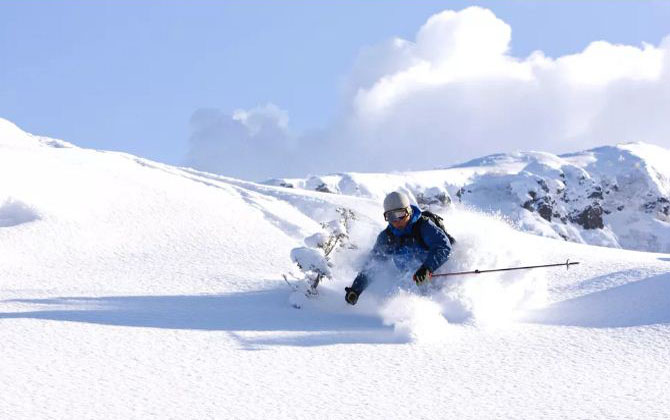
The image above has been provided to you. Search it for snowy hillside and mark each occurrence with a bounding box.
[2,118,670,419]
[267,142,670,253]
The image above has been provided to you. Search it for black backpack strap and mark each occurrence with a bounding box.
[386,216,451,250]
[413,214,455,248]
[412,216,430,250]
[385,223,422,248]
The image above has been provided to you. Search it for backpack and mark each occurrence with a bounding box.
[416,210,456,248]
[385,210,455,249]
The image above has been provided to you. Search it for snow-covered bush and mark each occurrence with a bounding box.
[287,208,357,307]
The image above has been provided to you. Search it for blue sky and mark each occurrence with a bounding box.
[1,1,670,179]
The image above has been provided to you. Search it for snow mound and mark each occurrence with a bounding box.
[524,271,670,328]
[0,198,40,227]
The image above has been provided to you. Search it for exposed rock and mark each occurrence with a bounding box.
[644,197,670,216]
[521,194,555,222]
[572,204,604,230]
[416,191,451,207]
[263,178,294,188]
[315,183,333,194]
[522,200,534,211]
[455,188,470,201]
[588,186,603,199]
[537,202,553,222]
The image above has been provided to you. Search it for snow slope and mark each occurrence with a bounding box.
[1,118,670,419]
[267,142,670,253]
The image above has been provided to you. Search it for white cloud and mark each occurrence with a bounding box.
[232,104,289,136]
[186,6,670,179]
[341,6,670,171]
[184,104,298,180]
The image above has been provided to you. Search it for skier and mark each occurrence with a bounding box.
[345,191,452,305]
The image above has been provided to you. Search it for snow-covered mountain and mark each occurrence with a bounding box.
[266,142,670,252]
[2,118,670,419]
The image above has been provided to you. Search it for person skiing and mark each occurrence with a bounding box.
[344,191,452,305]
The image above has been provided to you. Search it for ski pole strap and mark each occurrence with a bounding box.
[431,259,579,277]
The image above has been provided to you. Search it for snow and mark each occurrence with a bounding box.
[0,198,40,227]
[290,246,331,276]
[1,118,670,419]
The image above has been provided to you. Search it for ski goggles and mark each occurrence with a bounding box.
[384,208,409,222]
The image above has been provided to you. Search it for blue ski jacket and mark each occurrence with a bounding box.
[350,205,452,294]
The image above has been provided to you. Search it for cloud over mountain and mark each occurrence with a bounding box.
[186,6,670,179]
[340,6,670,170]
[184,104,297,180]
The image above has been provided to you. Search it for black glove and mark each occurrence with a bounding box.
[413,265,432,285]
[344,287,359,305]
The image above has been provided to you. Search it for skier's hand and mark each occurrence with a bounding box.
[344,287,359,305]
[413,266,432,285]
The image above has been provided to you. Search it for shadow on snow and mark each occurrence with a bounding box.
[0,287,400,347]
[524,272,670,328]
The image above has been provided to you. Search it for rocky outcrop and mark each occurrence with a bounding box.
[522,194,556,222]
[416,190,451,208]
[315,183,333,194]
[571,204,604,230]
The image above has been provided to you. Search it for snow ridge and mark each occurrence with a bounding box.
[268,142,670,252]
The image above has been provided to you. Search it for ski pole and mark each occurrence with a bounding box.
[431,259,579,278]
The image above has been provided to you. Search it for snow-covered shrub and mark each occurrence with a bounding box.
[287,208,357,306]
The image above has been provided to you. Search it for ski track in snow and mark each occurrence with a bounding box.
[1,118,670,419]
